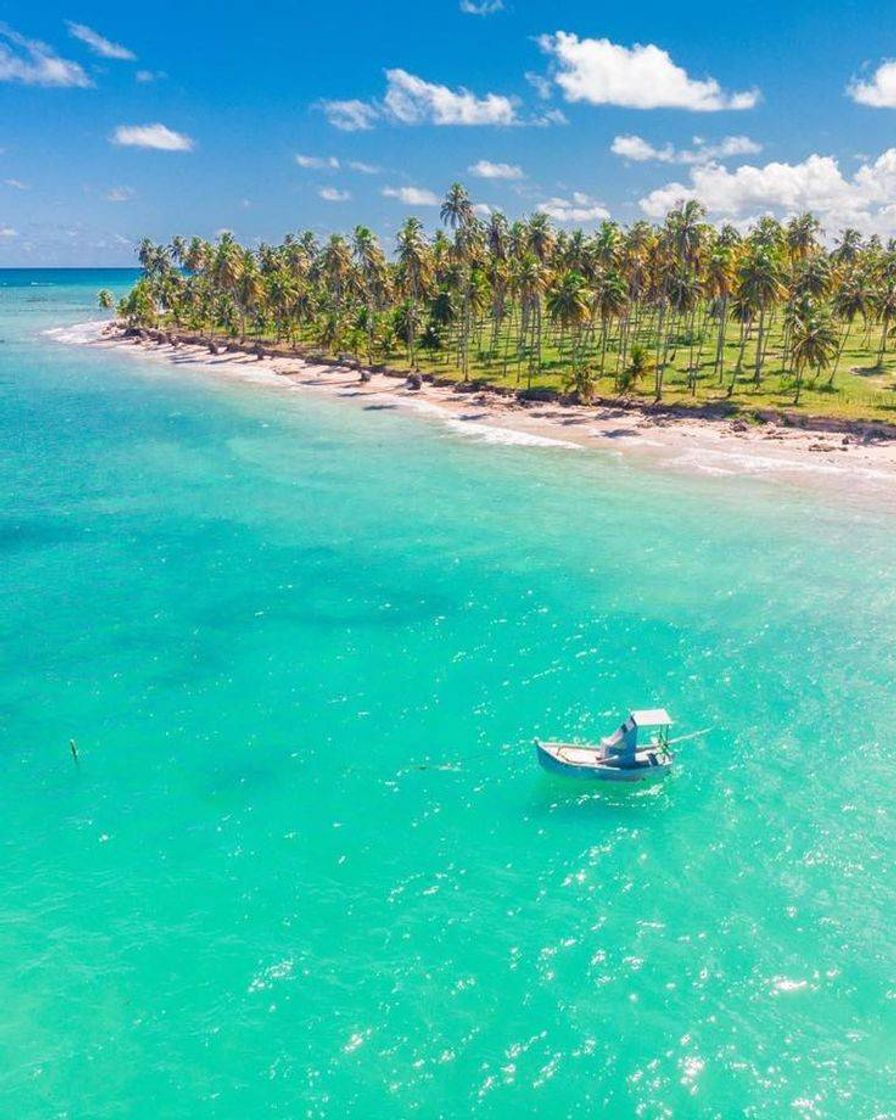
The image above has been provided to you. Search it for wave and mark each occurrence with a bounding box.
[43,320,109,345]
[672,445,894,483]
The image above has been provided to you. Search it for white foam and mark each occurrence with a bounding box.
[672,445,894,483]
[443,417,581,449]
[396,395,580,448]
[44,319,109,345]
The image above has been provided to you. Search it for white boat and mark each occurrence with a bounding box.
[535,709,675,782]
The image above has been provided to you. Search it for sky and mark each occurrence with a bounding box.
[3,0,896,264]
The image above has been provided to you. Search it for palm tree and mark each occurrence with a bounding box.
[527,212,556,266]
[440,182,474,232]
[546,270,591,387]
[395,217,430,368]
[510,252,546,386]
[705,243,736,384]
[790,302,839,404]
[830,275,871,383]
[618,343,651,394]
[116,192,896,413]
[832,228,863,265]
[737,244,787,385]
[874,281,896,368]
[785,213,822,267]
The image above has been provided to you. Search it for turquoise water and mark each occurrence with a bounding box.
[1,271,894,1118]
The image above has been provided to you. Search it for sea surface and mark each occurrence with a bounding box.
[1,269,894,1119]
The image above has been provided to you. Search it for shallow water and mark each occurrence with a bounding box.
[1,271,894,1118]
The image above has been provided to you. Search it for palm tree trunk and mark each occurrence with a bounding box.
[753,307,766,386]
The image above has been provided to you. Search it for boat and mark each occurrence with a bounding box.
[535,709,675,782]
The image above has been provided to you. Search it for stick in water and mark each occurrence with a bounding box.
[70,739,79,763]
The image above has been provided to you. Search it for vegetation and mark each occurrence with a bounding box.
[113,188,896,420]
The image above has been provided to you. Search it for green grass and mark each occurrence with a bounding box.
[176,316,896,424]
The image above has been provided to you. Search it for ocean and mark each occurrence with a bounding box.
[1,269,894,1118]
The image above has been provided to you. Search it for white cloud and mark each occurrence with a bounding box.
[297,154,380,174]
[538,192,610,223]
[637,148,896,237]
[532,107,569,128]
[526,71,553,100]
[297,153,341,169]
[319,99,379,132]
[460,0,504,13]
[321,70,565,132]
[473,203,494,217]
[66,21,135,61]
[105,186,135,202]
[110,123,194,151]
[848,60,896,108]
[4,178,28,189]
[538,32,759,111]
[382,185,440,206]
[319,186,351,202]
[0,22,92,87]
[135,69,165,83]
[611,133,761,165]
[384,68,518,126]
[469,159,525,180]
[0,226,17,238]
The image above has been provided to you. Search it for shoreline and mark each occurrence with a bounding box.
[48,319,896,493]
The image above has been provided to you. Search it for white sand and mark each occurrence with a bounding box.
[49,321,896,500]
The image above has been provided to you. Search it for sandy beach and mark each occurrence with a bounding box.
[50,320,896,494]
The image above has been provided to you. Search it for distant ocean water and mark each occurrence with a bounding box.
[1,269,894,1119]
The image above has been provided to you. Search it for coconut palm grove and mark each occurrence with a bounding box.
[114,187,896,420]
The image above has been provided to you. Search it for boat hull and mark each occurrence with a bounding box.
[535,740,673,782]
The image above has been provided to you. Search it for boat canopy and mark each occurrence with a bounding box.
[630,709,672,727]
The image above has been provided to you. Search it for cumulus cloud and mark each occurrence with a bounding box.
[4,178,28,189]
[110,123,194,151]
[322,71,519,131]
[319,186,351,202]
[0,22,92,87]
[319,99,379,132]
[538,192,610,223]
[135,69,165,83]
[384,68,518,126]
[347,160,380,174]
[0,226,17,238]
[848,60,896,108]
[321,69,566,131]
[66,21,135,61]
[611,133,761,165]
[460,0,504,13]
[469,159,525,179]
[382,185,440,206]
[538,32,759,111]
[104,186,135,202]
[637,148,896,236]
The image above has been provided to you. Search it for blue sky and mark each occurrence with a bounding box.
[3,0,896,264]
